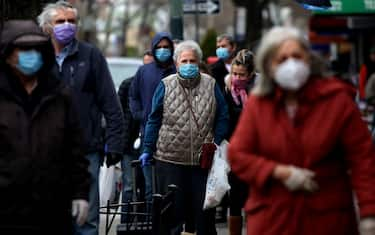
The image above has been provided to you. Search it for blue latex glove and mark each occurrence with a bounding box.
[139,153,151,167]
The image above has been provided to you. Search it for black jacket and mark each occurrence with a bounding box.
[210,59,229,93]
[118,77,140,155]
[0,66,90,234]
[0,20,90,234]
[52,39,125,154]
[224,79,255,139]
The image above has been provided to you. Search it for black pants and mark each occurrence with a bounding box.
[155,160,217,235]
[228,172,248,216]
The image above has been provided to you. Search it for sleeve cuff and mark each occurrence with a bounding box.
[255,161,277,189]
[143,147,153,154]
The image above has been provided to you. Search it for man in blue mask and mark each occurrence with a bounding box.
[38,1,125,235]
[209,34,237,224]
[210,34,237,93]
[0,19,90,235]
[129,32,176,203]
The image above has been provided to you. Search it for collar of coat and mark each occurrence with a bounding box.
[0,64,64,102]
[64,38,80,57]
[273,76,356,105]
[177,73,201,89]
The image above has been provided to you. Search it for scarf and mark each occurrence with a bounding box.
[231,75,249,105]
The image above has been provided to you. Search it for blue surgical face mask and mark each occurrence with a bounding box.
[155,48,171,62]
[216,47,230,60]
[16,50,44,76]
[178,63,199,79]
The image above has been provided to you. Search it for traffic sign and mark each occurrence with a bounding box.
[183,0,220,14]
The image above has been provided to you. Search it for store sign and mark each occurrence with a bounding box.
[314,0,375,14]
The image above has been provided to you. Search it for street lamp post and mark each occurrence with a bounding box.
[170,0,184,40]
[194,0,200,42]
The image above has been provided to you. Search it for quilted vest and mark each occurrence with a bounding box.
[155,73,216,165]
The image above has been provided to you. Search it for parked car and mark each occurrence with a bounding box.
[106,57,143,91]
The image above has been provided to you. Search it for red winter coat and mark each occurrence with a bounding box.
[228,77,375,235]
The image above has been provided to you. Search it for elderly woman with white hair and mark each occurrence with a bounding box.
[228,26,375,235]
[140,40,228,235]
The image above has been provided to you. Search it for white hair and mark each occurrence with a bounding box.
[37,0,78,31]
[173,40,203,62]
[252,26,310,97]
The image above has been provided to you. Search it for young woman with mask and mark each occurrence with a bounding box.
[224,49,256,235]
[228,26,375,235]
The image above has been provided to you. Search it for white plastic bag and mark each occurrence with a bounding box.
[203,140,231,210]
[99,163,117,207]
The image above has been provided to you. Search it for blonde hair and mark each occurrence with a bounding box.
[231,49,255,75]
[252,26,310,97]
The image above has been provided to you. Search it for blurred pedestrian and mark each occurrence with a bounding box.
[199,61,212,75]
[142,49,154,65]
[224,49,256,235]
[38,1,125,235]
[359,46,375,100]
[209,34,237,223]
[117,51,153,223]
[0,19,90,235]
[129,32,176,202]
[140,40,229,235]
[210,34,237,93]
[228,26,375,235]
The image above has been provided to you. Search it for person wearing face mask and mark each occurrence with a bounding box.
[38,2,125,235]
[228,26,375,235]
[0,19,90,235]
[117,50,154,224]
[223,49,256,235]
[129,32,176,204]
[210,34,237,93]
[140,40,228,235]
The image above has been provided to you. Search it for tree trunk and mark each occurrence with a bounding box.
[232,0,269,50]
[244,1,263,50]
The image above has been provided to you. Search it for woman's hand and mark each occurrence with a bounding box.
[272,164,292,181]
[273,165,319,193]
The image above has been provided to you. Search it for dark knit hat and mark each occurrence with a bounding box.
[0,20,49,55]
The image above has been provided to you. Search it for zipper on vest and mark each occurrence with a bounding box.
[189,88,194,165]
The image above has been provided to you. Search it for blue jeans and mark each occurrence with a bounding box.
[73,152,100,235]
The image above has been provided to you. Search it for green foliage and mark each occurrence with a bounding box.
[200,28,218,60]
[126,46,139,57]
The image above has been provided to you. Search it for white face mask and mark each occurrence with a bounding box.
[274,58,310,91]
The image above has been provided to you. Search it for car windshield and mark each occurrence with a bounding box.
[108,63,140,89]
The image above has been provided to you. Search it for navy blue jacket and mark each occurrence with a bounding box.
[129,32,176,134]
[53,39,125,154]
